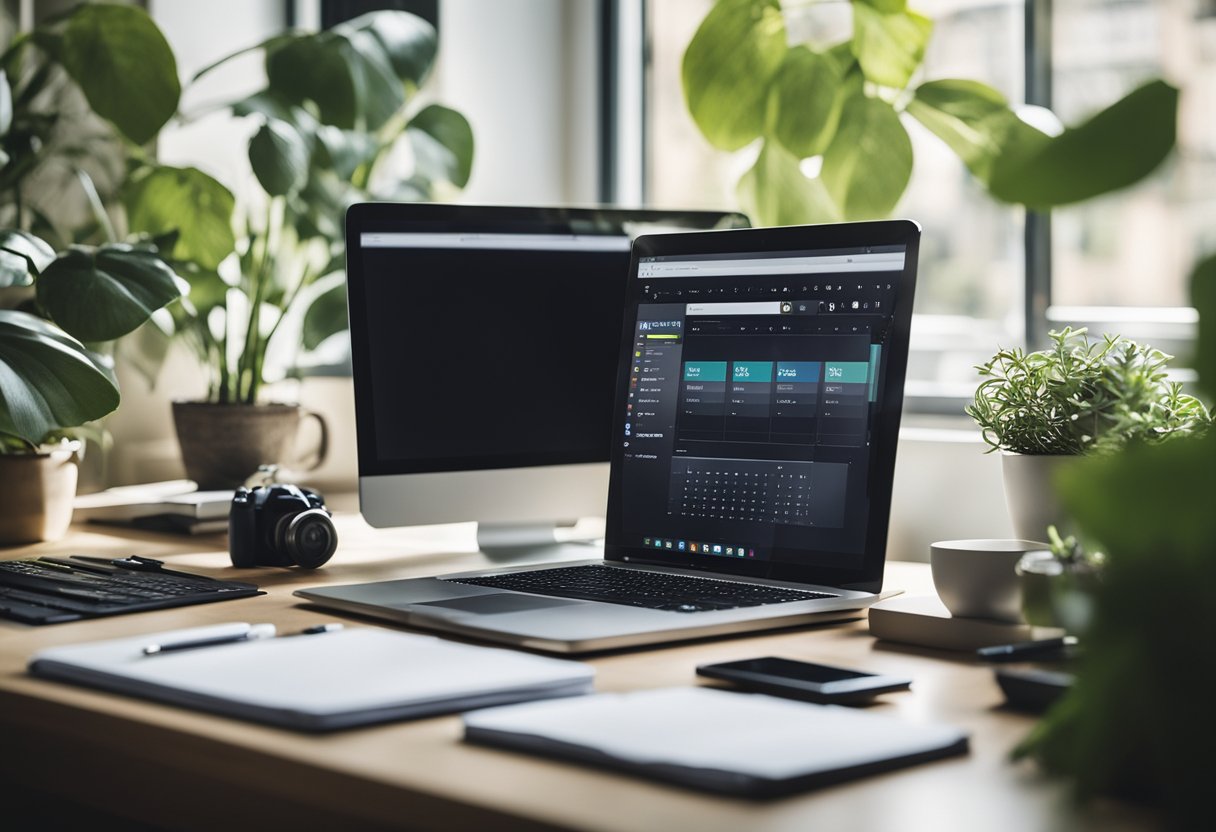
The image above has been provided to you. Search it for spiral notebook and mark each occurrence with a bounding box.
[29,623,594,731]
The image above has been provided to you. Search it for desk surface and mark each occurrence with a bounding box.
[0,511,1150,832]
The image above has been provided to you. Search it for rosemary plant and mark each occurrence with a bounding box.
[966,328,1210,455]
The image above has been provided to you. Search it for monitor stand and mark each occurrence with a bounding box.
[476,520,602,563]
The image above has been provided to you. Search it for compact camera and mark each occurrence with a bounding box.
[228,484,338,569]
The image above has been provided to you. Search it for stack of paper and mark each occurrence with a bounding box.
[30,624,594,731]
[73,480,234,534]
[464,687,968,797]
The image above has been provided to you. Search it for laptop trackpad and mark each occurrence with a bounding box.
[414,594,584,615]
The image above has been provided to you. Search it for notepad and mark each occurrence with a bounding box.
[463,687,968,798]
[30,624,594,732]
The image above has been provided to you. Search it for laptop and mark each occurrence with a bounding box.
[297,219,920,653]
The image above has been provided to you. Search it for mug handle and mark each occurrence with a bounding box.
[296,409,329,472]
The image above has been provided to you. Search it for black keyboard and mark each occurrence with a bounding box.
[0,557,262,625]
[447,565,835,613]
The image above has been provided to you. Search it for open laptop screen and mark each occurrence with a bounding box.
[605,221,920,591]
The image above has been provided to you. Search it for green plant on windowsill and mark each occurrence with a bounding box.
[966,327,1211,456]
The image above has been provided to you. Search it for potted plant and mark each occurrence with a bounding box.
[1011,253,1216,824]
[966,327,1209,540]
[120,10,473,488]
[0,231,180,542]
[0,4,183,542]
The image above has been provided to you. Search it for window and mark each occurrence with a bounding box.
[638,0,1214,411]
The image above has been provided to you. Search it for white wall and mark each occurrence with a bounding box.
[436,0,599,205]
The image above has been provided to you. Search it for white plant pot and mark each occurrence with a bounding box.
[1000,452,1077,544]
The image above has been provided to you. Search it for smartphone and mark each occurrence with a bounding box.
[696,657,912,704]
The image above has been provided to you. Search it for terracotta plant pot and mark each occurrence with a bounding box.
[0,444,79,545]
[172,402,328,489]
[1000,452,1076,543]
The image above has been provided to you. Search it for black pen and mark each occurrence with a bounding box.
[977,636,1078,661]
[143,624,276,656]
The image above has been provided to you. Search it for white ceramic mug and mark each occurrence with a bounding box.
[930,539,1046,623]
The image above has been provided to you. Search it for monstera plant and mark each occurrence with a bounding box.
[117,9,474,487]
[0,4,183,542]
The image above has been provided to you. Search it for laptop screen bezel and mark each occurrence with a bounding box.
[603,220,921,593]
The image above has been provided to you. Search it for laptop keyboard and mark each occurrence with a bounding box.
[446,565,836,613]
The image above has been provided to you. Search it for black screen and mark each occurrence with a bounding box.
[346,206,748,476]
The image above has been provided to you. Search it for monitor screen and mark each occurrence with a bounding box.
[345,205,749,500]
[605,222,919,589]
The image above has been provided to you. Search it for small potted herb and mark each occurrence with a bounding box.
[966,327,1209,540]
[1015,525,1103,633]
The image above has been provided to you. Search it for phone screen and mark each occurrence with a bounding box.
[721,657,873,684]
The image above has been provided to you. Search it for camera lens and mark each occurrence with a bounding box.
[278,508,337,568]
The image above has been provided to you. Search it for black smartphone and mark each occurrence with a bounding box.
[696,657,912,704]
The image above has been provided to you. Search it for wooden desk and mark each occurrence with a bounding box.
[0,512,1149,831]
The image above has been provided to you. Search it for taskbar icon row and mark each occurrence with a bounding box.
[642,537,756,558]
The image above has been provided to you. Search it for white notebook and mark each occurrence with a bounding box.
[464,687,968,797]
[30,623,594,731]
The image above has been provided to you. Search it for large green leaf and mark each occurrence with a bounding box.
[266,33,358,129]
[52,5,180,145]
[1192,254,1216,400]
[314,126,380,181]
[738,141,840,227]
[347,10,438,89]
[124,166,236,270]
[0,309,120,443]
[821,94,913,219]
[852,2,933,89]
[907,79,1043,183]
[36,245,182,343]
[682,0,787,151]
[407,105,474,189]
[249,119,310,197]
[987,80,1178,209]
[302,277,349,351]
[340,29,406,131]
[768,47,844,159]
[0,229,55,287]
[265,26,404,132]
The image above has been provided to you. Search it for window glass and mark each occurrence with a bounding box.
[1051,0,1216,311]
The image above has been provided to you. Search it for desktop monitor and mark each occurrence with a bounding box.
[344,204,749,545]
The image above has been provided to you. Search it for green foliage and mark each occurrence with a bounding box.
[44,4,180,146]
[1,3,182,240]
[821,95,912,220]
[682,0,786,152]
[987,80,1177,209]
[1010,256,1216,822]
[140,8,474,404]
[966,328,1210,455]
[1015,431,1216,822]
[35,244,181,343]
[248,119,310,197]
[0,307,119,446]
[681,0,1181,224]
[123,166,236,270]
